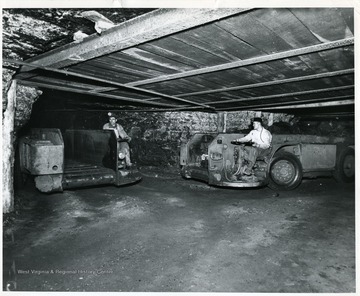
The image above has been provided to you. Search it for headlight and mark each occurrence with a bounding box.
[210,152,223,160]
[118,152,125,159]
[213,173,222,181]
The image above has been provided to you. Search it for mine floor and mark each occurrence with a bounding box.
[3,166,355,292]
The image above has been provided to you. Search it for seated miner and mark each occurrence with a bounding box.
[199,135,213,166]
[103,112,132,167]
[231,117,272,175]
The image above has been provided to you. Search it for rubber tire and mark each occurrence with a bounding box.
[268,152,303,191]
[333,147,355,183]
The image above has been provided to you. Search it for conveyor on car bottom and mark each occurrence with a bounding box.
[62,160,115,189]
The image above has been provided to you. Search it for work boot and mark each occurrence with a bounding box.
[230,174,237,181]
[244,161,255,175]
[243,167,252,175]
[241,165,251,175]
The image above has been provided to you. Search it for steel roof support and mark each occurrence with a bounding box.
[174,69,354,98]
[18,8,253,72]
[7,59,213,109]
[208,85,354,106]
[217,95,354,111]
[254,99,354,109]
[18,80,180,108]
[127,38,354,87]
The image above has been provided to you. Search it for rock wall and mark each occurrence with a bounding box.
[14,85,42,131]
[225,111,296,133]
[122,112,219,166]
[2,72,42,213]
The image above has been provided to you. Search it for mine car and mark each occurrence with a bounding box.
[180,133,355,190]
[18,128,141,193]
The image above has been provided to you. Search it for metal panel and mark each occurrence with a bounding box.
[300,144,337,170]
[126,38,354,87]
[18,8,251,71]
[23,143,64,175]
[20,129,64,176]
[10,8,354,114]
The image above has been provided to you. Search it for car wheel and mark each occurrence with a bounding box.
[334,147,355,183]
[268,152,303,191]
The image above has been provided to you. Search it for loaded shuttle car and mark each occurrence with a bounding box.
[180,133,354,190]
[19,128,141,193]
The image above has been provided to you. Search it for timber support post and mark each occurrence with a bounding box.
[3,80,16,213]
[217,112,227,133]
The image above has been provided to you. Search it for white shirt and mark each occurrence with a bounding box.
[241,127,272,149]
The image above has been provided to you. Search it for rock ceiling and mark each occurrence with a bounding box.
[3,8,153,60]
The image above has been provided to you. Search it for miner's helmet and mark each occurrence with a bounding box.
[108,112,117,121]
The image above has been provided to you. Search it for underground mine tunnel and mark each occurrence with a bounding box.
[2,7,355,292]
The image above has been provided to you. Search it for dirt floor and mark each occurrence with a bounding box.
[3,166,355,292]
